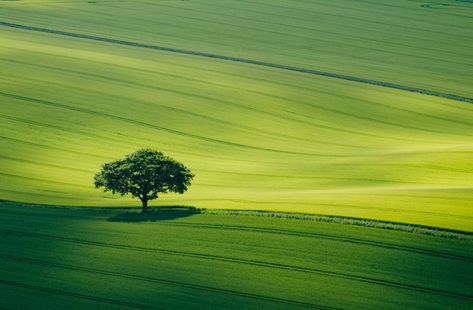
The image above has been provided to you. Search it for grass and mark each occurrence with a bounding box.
[1,201,472,309]
[1,0,473,230]
[1,1,472,308]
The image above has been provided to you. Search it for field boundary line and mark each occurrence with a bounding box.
[201,209,473,240]
[0,21,472,104]
[2,203,471,261]
[2,200,472,239]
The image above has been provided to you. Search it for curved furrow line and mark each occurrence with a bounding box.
[381,163,473,175]
[115,73,473,141]
[0,90,324,149]
[199,170,463,186]
[228,171,469,183]
[0,135,111,160]
[0,172,90,189]
[6,56,468,144]
[9,73,368,149]
[2,57,305,124]
[247,81,473,131]
[399,163,473,174]
[289,99,473,137]
[0,21,472,104]
[0,91,354,157]
[6,229,472,300]
[4,59,398,147]
[196,176,453,187]
[0,113,188,157]
[2,170,421,193]
[0,279,157,309]
[7,69,470,143]
[31,72,473,137]
[0,254,334,309]
[6,73,320,148]
[0,189,80,200]
[0,114,140,147]
[0,135,300,166]
[155,222,473,262]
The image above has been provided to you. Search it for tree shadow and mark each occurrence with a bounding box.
[108,206,201,222]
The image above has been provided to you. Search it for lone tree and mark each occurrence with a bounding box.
[94,149,194,213]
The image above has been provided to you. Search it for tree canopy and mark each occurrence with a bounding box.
[94,149,194,212]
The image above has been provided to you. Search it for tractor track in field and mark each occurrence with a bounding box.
[155,222,473,262]
[4,229,473,301]
[0,91,349,157]
[3,89,473,155]
[7,58,469,144]
[0,254,335,310]
[0,279,157,309]
[0,89,366,150]
[6,59,473,139]
[1,21,472,104]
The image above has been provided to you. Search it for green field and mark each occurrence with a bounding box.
[1,1,473,308]
[1,201,472,309]
[1,0,472,230]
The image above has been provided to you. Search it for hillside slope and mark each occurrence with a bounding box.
[1,202,472,309]
[0,0,472,230]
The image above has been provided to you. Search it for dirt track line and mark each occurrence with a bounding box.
[1,21,472,104]
[0,254,334,310]
[0,279,157,309]
[155,222,473,262]
[6,229,472,300]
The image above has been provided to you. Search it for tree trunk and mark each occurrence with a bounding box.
[141,198,148,213]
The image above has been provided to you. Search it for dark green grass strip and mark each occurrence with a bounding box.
[0,279,157,309]
[1,21,472,104]
[0,254,335,309]
[5,229,472,301]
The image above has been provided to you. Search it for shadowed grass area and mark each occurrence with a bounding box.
[108,207,201,222]
[1,201,472,309]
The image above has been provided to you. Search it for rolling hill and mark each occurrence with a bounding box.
[1,1,473,308]
[1,0,472,230]
[1,201,472,309]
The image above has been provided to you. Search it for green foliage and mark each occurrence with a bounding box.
[94,149,193,209]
